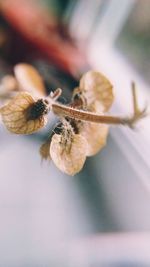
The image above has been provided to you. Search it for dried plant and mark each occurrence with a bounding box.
[0,64,147,175]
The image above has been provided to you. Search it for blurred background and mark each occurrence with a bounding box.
[0,0,150,266]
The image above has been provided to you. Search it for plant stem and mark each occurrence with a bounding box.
[132,81,139,115]
[51,84,147,128]
[52,102,141,127]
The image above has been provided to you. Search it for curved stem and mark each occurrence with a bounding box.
[52,102,145,127]
[50,84,147,128]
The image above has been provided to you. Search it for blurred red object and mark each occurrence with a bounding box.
[0,0,87,77]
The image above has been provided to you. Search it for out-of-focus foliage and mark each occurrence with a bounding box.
[41,0,70,17]
[116,0,150,83]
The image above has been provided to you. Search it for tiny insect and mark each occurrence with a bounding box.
[0,64,147,175]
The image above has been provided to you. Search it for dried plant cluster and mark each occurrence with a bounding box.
[0,64,147,175]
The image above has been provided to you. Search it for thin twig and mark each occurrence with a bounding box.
[51,84,147,128]
[52,102,146,127]
[131,81,139,115]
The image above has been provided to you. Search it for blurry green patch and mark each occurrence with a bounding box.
[116,15,150,84]
[41,0,70,17]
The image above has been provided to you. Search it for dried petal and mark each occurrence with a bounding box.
[79,71,114,111]
[0,92,48,134]
[14,63,46,97]
[1,75,18,92]
[50,133,87,176]
[40,140,51,161]
[80,121,109,156]
[0,75,18,104]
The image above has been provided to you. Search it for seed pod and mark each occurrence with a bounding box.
[0,75,19,104]
[72,91,109,156]
[14,63,46,97]
[0,92,48,134]
[50,130,87,176]
[0,75,18,92]
[80,121,109,156]
[79,71,114,111]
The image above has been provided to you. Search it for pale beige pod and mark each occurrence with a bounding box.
[0,75,18,92]
[0,92,48,134]
[83,103,109,156]
[79,71,114,112]
[50,133,87,176]
[74,98,109,157]
[80,121,109,156]
[14,63,46,98]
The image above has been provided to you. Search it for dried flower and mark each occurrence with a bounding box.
[14,63,46,97]
[50,121,87,175]
[0,92,49,134]
[0,63,147,176]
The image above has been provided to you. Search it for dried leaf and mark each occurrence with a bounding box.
[14,63,46,97]
[50,133,87,176]
[0,92,47,134]
[79,71,114,111]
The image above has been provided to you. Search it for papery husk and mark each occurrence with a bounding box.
[79,71,114,112]
[14,63,46,98]
[77,99,109,156]
[0,75,18,92]
[0,92,47,134]
[50,133,87,176]
[80,121,109,156]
